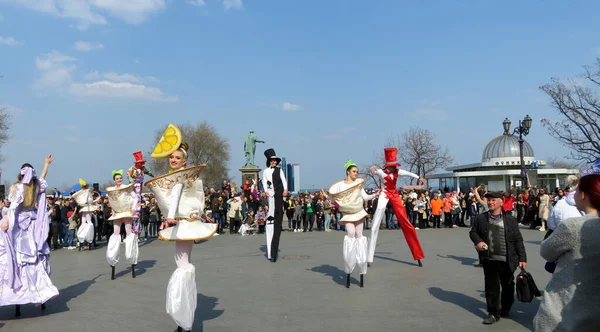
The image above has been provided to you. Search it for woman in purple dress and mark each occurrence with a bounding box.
[0,155,59,316]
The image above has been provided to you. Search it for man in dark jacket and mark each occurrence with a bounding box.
[469,191,527,325]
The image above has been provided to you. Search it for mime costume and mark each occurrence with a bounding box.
[261,148,287,262]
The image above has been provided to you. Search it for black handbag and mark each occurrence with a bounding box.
[516,269,542,302]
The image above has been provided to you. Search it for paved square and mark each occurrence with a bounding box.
[0,227,549,331]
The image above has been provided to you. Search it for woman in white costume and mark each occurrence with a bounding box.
[105,169,139,280]
[321,160,378,288]
[145,140,218,332]
[73,179,100,251]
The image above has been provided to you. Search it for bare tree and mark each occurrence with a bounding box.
[0,106,10,166]
[148,121,230,187]
[375,127,454,186]
[540,58,600,162]
[546,157,585,171]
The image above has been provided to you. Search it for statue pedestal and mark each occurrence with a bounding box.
[239,166,261,190]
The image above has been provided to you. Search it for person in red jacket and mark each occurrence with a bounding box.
[368,148,426,266]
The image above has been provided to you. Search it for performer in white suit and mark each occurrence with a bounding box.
[105,169,139,280]
[261,148,288,263]
[322,160,378,288]
[367,148,426,266]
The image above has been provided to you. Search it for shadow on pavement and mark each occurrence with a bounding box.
[192,293,224,332]
[309,264,359,287]
[138,238,157,247]
[429,286,539,330]
[429,287,487,319]
[0,275,101,319]
[437,254,478,266]
[373,255,417,266]
[114,259,156,279]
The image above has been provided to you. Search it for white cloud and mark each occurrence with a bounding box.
[69,81,178,102]
[33,50,177,102]
[84,71,158,84]
[33,50,77,91]
[0,36,24,46]
[73,40,104,52]
[186,0,205,6]
[0,0,166,29]
[223,0,243,10]
[282,102,302,111]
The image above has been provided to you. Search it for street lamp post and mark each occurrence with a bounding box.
[503,115,533,189]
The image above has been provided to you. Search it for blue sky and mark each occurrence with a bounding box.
[1,0,599,190]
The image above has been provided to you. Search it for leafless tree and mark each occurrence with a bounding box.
[375,127,454,186]
[546,157,585,171]
[0,105,10,166]
[540,58,600,162]
[148,121,230,187]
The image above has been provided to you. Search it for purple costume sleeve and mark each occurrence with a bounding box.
[34,179,50,254]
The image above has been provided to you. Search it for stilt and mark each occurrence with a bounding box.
[418,260,423,267]
[15,305,21,317]
[177,327,183,332]
[360,274,364,288]
[78,245,81,252]
[131,264,136,278]
[111,265,115,280]
[346,274,351,288]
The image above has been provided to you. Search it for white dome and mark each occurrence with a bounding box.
[482,134,534,162]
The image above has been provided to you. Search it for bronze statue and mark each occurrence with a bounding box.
[244,130,264,167]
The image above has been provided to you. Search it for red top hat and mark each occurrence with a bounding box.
[383,148,401,167]
[133,151,146,164]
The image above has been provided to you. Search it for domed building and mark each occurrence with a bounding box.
[426,119,579,192]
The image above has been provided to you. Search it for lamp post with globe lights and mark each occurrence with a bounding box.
[503,115,533,189]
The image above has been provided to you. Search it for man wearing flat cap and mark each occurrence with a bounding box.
[469,191,527,325]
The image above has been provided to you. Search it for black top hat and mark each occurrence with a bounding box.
[264,148,282,167]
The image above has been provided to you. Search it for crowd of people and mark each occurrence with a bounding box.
[1,141,599,331]
[21,177,575,254]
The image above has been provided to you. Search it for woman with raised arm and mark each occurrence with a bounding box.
[0,155,59,317]
[321,160,378,288]
[105,169,139,280]
[145,124,218,332]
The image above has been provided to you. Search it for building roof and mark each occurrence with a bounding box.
[482,133,534,162]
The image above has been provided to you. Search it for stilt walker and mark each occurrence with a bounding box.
[146,124,218,332]
[127,152,153,238]
[322,160,378,288]
[261,148,288,262]
[367,148,426,266]
[105,169,139,280]
[0,155,59,316]
[73,178,99,251]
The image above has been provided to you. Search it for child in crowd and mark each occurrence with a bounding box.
[256,206,266,234]
[66,208,78,250]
